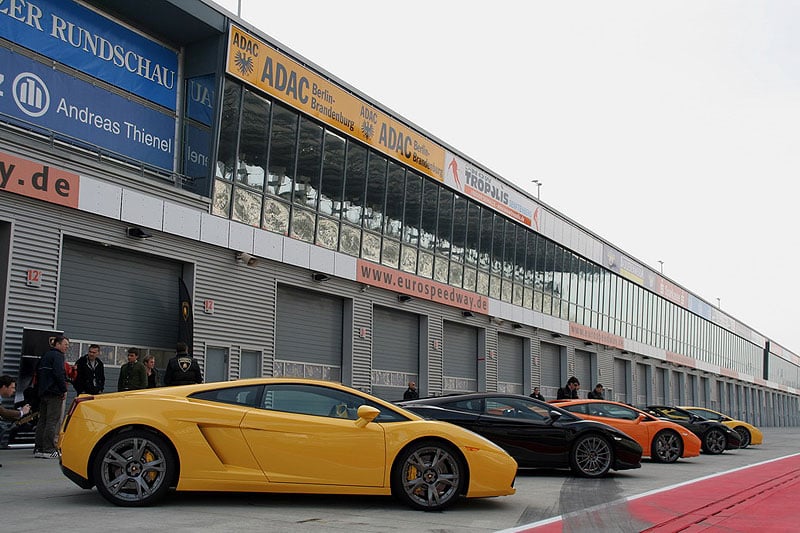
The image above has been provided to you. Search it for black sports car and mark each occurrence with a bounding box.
[398,393,643,477]
[643,405,741,454]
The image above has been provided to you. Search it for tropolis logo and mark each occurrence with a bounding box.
[12,72,50,118]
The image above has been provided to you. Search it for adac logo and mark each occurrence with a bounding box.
[360,120,374,140]
[13,72,50,118]
[233,50,255,77]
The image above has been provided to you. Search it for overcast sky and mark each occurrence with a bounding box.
[215,0,800,354]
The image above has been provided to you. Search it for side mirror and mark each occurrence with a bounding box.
[636,413,647,423]
[548,410,563,423]
[355,405,380,428]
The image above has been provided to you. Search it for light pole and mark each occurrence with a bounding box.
[531,180,542,200]
[716,297,721,308]
[657,260,663,274]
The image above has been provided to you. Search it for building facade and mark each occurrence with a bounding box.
[0,0,797,426]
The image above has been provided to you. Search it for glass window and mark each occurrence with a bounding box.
[402,172,422,245]
[342,143,367,225]
[267,103,298,200]
[211,179,232,218]
[465,202,480,266]
[319,131,346,216]
[292,117,324,212]
[364,154,387,232]
[216,81,241,181]
[236,90,270,190]
[514,225,527,283]
[191,385,263,407]
[491,215,504,276]
[478,208,493,270]
[261,383,407,422]
[451,195,468,264]
[420,179,438,251]
[232,186,262,226]
[436,189,453,258]
[502,220,516,280]
[384,162,405,239]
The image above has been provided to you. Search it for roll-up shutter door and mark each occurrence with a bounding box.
[58,239,181,347]
[655,367,666,404]
[574,349,592,394]
[276,285,342,375]
[498,333,524,394]
[372,306,419,400]
[613,358,628,403]
[443,321,478,393]
[540,342,561,396]
[635,363,648,406]
[671,370,683,405]
[687,374,697,405]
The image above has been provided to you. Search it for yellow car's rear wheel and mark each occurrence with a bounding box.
[93,429,175,506]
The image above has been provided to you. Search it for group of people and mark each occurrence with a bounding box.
[0,336,205,460]
[530,378,605,401]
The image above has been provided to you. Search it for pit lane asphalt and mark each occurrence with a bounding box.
[1,428,798,533]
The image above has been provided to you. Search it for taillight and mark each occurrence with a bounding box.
[62,395,94,432]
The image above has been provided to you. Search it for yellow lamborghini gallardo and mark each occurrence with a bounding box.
[59,378,516,511]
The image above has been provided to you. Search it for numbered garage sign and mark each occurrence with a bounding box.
[26,269,42,287]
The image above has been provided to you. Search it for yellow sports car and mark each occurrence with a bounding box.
[678,406,764,448]
[59,378,516,511]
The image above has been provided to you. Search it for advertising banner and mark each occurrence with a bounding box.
[226,26,445,182]
[0,0,178,110]
[0,48,176,171]
[0,149,80,208]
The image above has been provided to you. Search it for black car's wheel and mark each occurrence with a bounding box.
[92,429,175,507]
[391,440,465,511]
[702,428,727,454]
[734,426,751,449]
[651,430,683,463]
[570,434,613,478]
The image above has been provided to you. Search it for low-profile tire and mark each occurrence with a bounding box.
[570,434,613,478]
[391,440,465,511]
[734,426,751,449]
[651,430,683,463]
[702,428,727,454]
[92,429,175,507]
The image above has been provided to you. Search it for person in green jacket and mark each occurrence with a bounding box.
[118,348,147,391]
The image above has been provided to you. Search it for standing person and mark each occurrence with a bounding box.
[588,383,605,400]
[74,344,105,395]
[163,342,203,386]
[530,386,545,401]
[34,335,68,459]
[143,355,159,388]
[117,348,147,391]
[0,375,31,421]
[556,376,580,400]
[403,381,419,400]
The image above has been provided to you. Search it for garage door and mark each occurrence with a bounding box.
[276,285,343,381]
[671,371,683,405]
[58,239,181,348]
[574,349,593,395]
[655,367,666,404]
[539,342,561,398]
[498,333,524,394]
[635,363,648,405]
[372,306,419,400]
[614,358,628,403]
[443,321,478,393]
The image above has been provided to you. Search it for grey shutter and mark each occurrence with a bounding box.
[540,342,561,390]
[443,321,477,392]
[276,285,342,367]
[58,239,181,346]
[614,358,628,403]
[498,333,523,393]
[574,349,592,393]
[372,306,419,399]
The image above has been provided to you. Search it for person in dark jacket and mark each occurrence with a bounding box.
[74,344,105,395]
[530,386,545,401]
[34,335,69,459]
[403,381,419,400]
[163,342,203,386]
[143,354,159,388]
[556,376,580,400]
[118,348,147,391]
[587,383,605,400]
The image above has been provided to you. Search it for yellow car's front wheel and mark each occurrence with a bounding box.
[734,426,752,448]
[92,429,175,507]
[392,440,465,511]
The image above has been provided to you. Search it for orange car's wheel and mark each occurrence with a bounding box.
[734,426,751,448]
[93,429,175,507]
[391,440,465,511]
[651,429,683,463]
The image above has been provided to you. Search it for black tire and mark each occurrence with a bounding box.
[391,440,465,511]
[569,434,613,478]
[734,426,751,449]
[92,429,175,507]
[651,430,683,463]
[702,428,727,454]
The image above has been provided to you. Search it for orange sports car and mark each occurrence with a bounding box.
[550,399,702,463]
